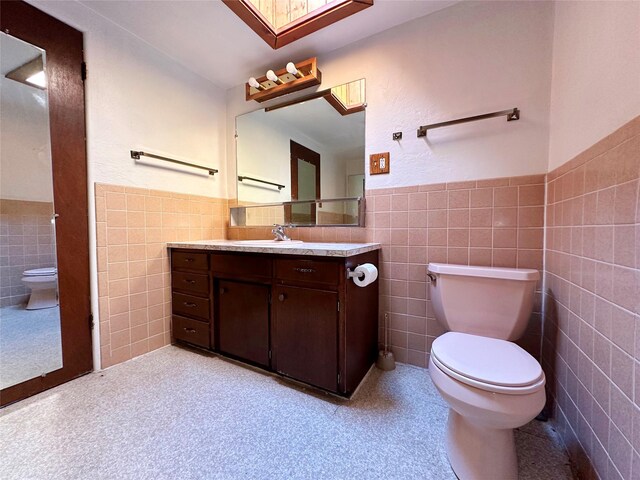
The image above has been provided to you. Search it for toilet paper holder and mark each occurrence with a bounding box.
[346,267,365,279]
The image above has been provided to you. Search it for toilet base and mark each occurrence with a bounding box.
[446,410,517,480]
[26,289,58,310]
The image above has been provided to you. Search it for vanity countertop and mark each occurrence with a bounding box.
[167,240,381,257]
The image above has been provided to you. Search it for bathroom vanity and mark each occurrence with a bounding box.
[167,241,380,397]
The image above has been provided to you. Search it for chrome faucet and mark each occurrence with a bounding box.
[272,224,290,241]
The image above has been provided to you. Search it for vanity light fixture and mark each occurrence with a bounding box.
[25,70,46,88]
[245,57,322,103]
[5,54,46,90]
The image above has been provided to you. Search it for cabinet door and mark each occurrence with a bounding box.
[217,280,270,367]
[274,285,338,392]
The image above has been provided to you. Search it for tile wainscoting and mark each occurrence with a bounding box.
[228,172,546,368]
[94,184,228,368]
[0,199,56,307]
[542,115,639,480]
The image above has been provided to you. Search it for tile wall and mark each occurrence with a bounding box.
[228,173,546,367]
[95,184,227,368]
[0,199,56,307]
[542,116,640,479]
[367,175,546,367]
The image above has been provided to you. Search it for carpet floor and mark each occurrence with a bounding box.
[0,345,573,479]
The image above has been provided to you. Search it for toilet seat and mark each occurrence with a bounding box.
[21,274,58,283]
[431,332,544,395]
[23,267,57,276]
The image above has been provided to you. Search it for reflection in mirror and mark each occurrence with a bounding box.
[0,32,62,389]
[236,79,365,226]
[230,198,363,227]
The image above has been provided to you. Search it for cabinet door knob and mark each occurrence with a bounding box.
[278,293,286,302]
[220,287,226,295]
[183,302,197,308]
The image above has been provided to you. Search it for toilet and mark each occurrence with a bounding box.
[426,263,545,480]
[21,267,58,310]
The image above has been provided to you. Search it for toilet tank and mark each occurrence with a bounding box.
[427,263,540,341]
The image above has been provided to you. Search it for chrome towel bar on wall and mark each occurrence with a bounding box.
[417,107,520,138]
[237,175,285,190]
[131,150,219,176]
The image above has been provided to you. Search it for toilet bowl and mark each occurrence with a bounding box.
[426,263,543,480]
[21,267,58,310]
[429,332,545,479]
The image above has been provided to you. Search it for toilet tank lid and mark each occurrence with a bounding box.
[427,263,539,281]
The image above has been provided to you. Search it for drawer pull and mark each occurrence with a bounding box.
[278,293,286,302]
[184,258,195,263]
[183,327,196,334]
[184,279,196,285]
[183,302,197,308]
[294,267,316,274]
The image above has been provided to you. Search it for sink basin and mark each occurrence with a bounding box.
[232,240,303,246]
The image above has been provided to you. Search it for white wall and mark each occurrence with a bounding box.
[236,112,294,204]
[27,0,228,370]
[226,1,555,191]
[236,110,347,205]
[28,0,227,198]
[0,78,53,202]
[548,1,640,170]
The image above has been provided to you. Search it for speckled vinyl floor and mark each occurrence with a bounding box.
[0,346,574,479]
[0,305,62,390]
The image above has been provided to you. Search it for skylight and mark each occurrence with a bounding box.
[223,0,373,49]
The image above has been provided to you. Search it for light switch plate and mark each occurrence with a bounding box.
[370,152,390,175]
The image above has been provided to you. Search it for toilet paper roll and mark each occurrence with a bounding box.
[352,263,378,287]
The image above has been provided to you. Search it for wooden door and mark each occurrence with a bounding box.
[288,140,320,224]
[0,1,92,406]
[274,285,338,392]
[217,280,270,367]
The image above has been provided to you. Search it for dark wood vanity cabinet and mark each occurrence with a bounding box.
[170,251,212,349]
[170,248,379,396]
[273,285,339,392]
[217,279,270,368]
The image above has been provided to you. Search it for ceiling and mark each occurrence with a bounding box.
[77,0,458,89]
[271,95,365,158]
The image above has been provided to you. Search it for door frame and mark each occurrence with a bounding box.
[288,140,321,224]
[1,1,92,406]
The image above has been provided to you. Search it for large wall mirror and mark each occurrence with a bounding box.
[0,32,62,390]
[235,79,365,226]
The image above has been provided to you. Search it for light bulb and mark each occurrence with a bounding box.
[266,70,283,84]
[286,62,303,78]
[248,77,264,90]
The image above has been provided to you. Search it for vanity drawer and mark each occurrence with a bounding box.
[172,315,210,349]
[275,258,340,286]
[171,251,208,272]
[172,292,211,321]
[211,253,271,279]
[171,271,209,296]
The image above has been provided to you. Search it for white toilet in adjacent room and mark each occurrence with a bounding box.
[426,263,545,480]
[21,267,58,310]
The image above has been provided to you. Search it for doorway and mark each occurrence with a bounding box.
[289,140,320,224]
[0,1,92,406]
